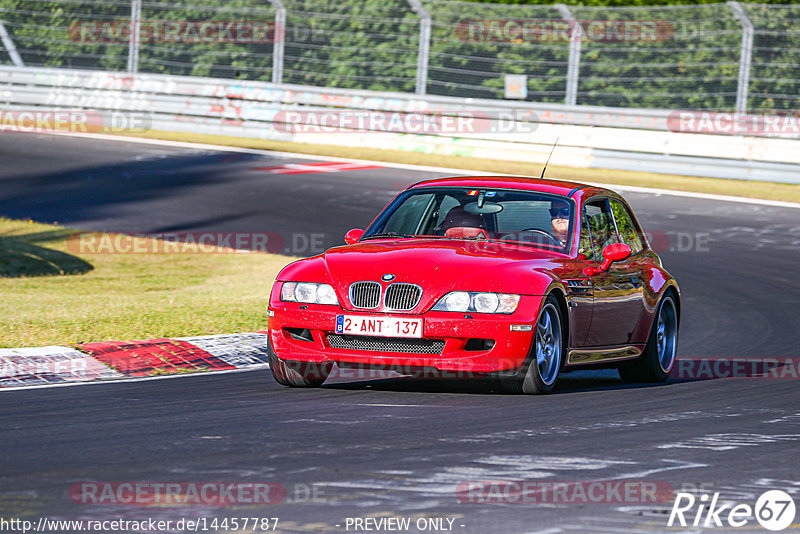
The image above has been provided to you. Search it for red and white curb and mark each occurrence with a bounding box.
[0,333,271,389]
[251,161,384,174]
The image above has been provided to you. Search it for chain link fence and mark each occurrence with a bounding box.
[744,3,800,112]
[0,0,798,113]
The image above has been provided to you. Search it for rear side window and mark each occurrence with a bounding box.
[609,199,644,254]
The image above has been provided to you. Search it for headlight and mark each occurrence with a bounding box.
[443,291,470,312]
[316,284,338,305]
[432,292,520,314]
[281,282,340,305]
[473,293,499,313]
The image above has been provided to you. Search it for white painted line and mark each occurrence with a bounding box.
[583,182,800,210]
[352,403,443,407]
[0,345,90,357]
[38,130,469,174]
[39,130,800,209]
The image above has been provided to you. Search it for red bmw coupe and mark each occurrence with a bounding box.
[267,176,680,394]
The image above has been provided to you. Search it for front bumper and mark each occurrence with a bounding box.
[267,294,544,374]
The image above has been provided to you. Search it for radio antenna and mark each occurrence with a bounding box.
[540,137,559,179]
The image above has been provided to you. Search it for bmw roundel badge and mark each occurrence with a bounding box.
[381,273,396,282]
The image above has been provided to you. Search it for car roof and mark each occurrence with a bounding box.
[407,175,600,197]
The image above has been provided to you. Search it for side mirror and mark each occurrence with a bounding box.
[583,243,631,276]
[344,228,365,245]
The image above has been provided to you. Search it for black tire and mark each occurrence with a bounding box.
[619,294,679,383]
[499,294,564,395]
[267,341,331,388]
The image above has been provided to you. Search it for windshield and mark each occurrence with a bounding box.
[363,187,575,252]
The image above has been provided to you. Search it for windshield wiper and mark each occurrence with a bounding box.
[440,234,489,241]
[362,232,417,240]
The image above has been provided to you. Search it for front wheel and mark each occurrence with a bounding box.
[268,342,331,388]
[499,295,564,394]
[619,294,678,383]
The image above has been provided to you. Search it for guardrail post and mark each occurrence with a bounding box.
[0,17,25,67]
[555,4,581,107]
[728,1,753,114]
[127,0,142,73]
[405,0,430,95]
[268,0,285,84]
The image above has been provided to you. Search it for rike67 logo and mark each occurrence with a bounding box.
[668,489,796,531]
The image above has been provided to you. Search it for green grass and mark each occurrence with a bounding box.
[0,218,293,348]
[124,130,800,204]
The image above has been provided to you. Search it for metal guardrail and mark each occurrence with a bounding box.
[0,65,674,131]
[1,66,800,184]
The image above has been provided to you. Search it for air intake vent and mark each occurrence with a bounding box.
[384,283,422,311]
[327,334,444,354]
[349,281,381,309]
[563,278,592,293]
[566,279,592,288]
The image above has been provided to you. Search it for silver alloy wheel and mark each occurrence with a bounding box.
[656,297,678,373]
[535,303,562,386]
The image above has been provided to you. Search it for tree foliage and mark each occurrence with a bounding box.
[0,0,797,112]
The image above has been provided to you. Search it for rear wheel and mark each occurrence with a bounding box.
[500,295,563,394]
[619,294,678,383]
[268,342,331,387]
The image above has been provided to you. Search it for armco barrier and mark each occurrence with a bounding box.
[1,66,800,183]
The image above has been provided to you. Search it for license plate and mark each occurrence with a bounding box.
[335,315,423,338]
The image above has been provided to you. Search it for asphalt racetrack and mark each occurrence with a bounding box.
[1,133,799,533]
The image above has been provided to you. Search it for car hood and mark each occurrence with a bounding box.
[277,238,568,311]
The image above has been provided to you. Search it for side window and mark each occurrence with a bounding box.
[583,199,619,260]
[609,199,644,254]
[384,193,434,234]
